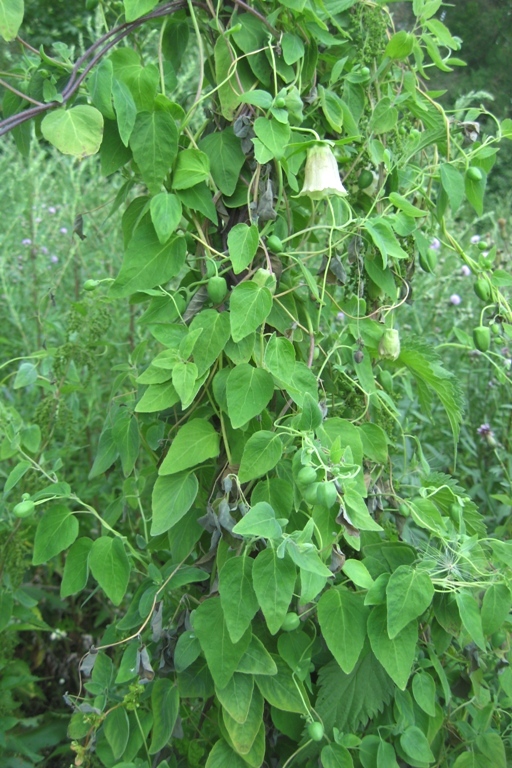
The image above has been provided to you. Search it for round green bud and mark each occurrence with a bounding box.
[267,235,284,253]
[83,279,100,291]
[307,721,325,742]
[358,170,374,190]
[467,166,483,181]
[13,500,35,518]
[281,612,300,632]
[297,466,317,486]
[207,276,228,304]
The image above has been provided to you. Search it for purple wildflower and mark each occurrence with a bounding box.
[41,246,48,255]
[50,255,59,264]
[22,238,32,246]
[60,227,68,235]
[449,294,462,306]
[430,237,441,250]
[48,206,57,214]
[461,265,471,277]
[470,235,480,244]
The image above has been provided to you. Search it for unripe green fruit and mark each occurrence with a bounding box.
[253,268,276,294]
[473,326,491,352]
[491,323,501,336]
[207,276,228,304]
[267,235,284,253]
[297,466,317,486]
[467,166,483,181]
[302,482,321,505]
[358,170,374,189]
[360,66,370,76]
[491,630,507,648]
[84,279,100,291]
[478,241,490,251]
[419,249,437,273]
[274,97,286,108]
[474,277,491,302]
[398,503,410,517]
[307,721,325,742]
[13,500,35,518]
[316,481,338,508]
[281,612,300,631]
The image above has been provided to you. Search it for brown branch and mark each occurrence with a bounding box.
[0,0,187,137]
[0,77,44,106]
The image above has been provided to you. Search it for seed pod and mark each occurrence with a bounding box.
[474,277,491,302]
[207,276,228,304]
[358,169,374,190]
[473,326,491,352]
[419,249,437,273]
[466,166,483,181]
[266,235,284,253]
[13,500,35,518]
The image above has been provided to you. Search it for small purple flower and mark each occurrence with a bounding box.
[50,254,59,264]
[22,238,32,246]
[60,227,68,235]
[461,265,471,277]
[470,235,480,244]
[41,246,48,255]
[430,237,441,250]
[449,294,462,306]
[336,312,345,322]
[48,206,57,214]
[477,423,497,446]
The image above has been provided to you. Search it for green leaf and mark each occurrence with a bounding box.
[264,334,296,380]
[377,740,399,768]
[388,193,425,218]
[149,679,179,754]
[61,537,93,598]
[0,0,24,41]
[317,588,368,674]
[41,106,104,158]
[318,85,344,132]
[232,501,284,539]
[33,505,79,565]
[342,560,374,589]
[282,32,305,65]
[252,549,296,635]
[365,218,408,266]
[130,110,179,193]
[385,30,414,59]
[238,432,283,483]
[135,380,180,413]
[481,584,512,636]
[124,0,158,21]
[359,423,388,464]
[253,117,291,160]
[219,555,259,643]
[100,119,132,176]
[297,392,323,431]
[321,744,354,768]
[400,726,435,764]
[159,419,220,475]
[177,182,218,224]
[316,655,394,734]
[386,565,434,638]
[455,590,486,650]
[228,223,259,274]
[237,635,277,675]
[226,364,274,428]
[104,707,130,760]
[150,193,182,244]
[412,671,436,717]
[89,427,119,478]
[475,733,507,768]
[190,310,231,376]
[3,460,31,495]
[368,605,416,690]
[239,90,273,109]
[151,472,199,535]
[344,485,383,532]
[216,673,254,724]
[172,148,210,190]
[440,164,465,213]
[206,740,248,768]
[501,118,512,139]
[192,597,251,689]
[112,409,139,477]
[13,361,37,389]
[452,753,488,768]
[369,97,398,134]
[89,537,131,606]
[110,225,186,298]
[230,282,273,342]
[255,656,309,714]
[465,169,486,216]
[214,36,243,120]
[199,128,245,195]
[89,58,115,119]
[172,361,199,409]
[174,631,202,672]
[223,686,263,755]
[111,48,159,111]
[112,78,137,146]
[0,590,13,632]
[251,478,293,519]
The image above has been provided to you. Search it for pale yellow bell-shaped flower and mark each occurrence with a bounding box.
[299,144,347,200]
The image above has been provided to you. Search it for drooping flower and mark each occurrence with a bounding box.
[378,329,401,361]
[299,144,347,200]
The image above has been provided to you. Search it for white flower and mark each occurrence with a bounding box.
[461,265,471,276]
[449,294,462,306]
[470,235,480,244]
[299,144,347,200]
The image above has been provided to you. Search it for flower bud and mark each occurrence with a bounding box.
[299,144,347,200]
[378,329,401,361]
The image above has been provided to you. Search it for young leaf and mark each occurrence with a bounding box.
[32,506,79,565]
[367,605,416,690]
[252,548,296,635]
[386,565,434,638]
[151,472,199,535]
[89,537,131,606]
[158,419,220,475]
[317,587,368,674]
[219,555,259,643]
[238,431,283,483]
[232,501,284,540]
[192,597,252,689]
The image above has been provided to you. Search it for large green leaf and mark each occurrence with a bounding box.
[0,0,24,41]
[88,58,115,119]
[238,431,283,483]
[440,163,465,213]
[60,537,93,598]
[110,224,186,298]
[199,128,245,195]
[252,549,296,635]
[112,408,139,477]
[172,148,210,189]
[317,588,368,674]
[386,565,434,638]
[481,583,512,636]
[150,192,182,244]
[41,106,104,158]
[110,48,159,111]
[230,282,273,342]
[89,537,131,606]
[254,656,309,714]
[33,505,79,565]
[321,744,354,768]
[104,707,130,760]
[364,218,408,266]
[216,673,254,724]
[228,223,259,274]
[226,364,274,428]
[135,380,180,413]
[400,726,435,764]
[149,679,179,754]
[237,635,277,676]
[89,427,119,478]
[456,590,486,650]
[112,77,137,146]
[192,597,251,689]
[412,671,436,717]
[264,334,296,380]
[223,686,263,755]
[159,419,220,475]
[130,110,179,192]
[151,472,199,535]
[367,605,416,690]
[219,555,259,643]
[190,310,231,376]
[124,0,158,21]
[232,501,284,540]
[253,117,291,160]
[206,740,248,768]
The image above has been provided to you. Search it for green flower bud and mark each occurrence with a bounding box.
[378,329,401,361]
